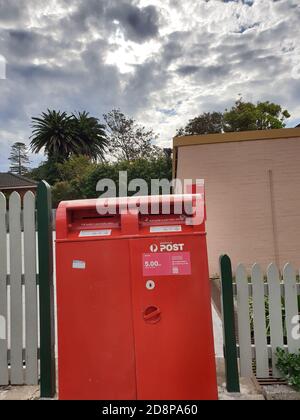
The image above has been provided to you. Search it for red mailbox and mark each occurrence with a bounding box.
[56,194,218,400]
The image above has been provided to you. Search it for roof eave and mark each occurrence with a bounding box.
[173,127,300,148]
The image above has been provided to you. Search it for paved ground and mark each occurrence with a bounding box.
[216,359,265,400]
[0,385,39,400]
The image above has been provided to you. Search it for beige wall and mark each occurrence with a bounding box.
[176,136,300,276]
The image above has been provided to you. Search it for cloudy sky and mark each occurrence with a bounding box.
[0,0,300,171]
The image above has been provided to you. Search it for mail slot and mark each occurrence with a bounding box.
[56,193,218,400]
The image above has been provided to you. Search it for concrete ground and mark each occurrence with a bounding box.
[0,385,39,400]
[261,384,300,400]
[216,358,265,400]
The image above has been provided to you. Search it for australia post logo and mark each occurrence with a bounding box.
[150,242,185,253]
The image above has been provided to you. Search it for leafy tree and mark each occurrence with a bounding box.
[82,156,172,199]
[177,99,291,136]
[30,109,107,162]
[55,155,95,200]
[223,99,290,132]
[55,155,95,182]
[52,181,82,208]
[9,142,30,175]
[28,157,62,185]
[104,109,162,161]
[30,154,172,205]
[46,156,96,207]
[28,155,94,187]
[177,112,223,136]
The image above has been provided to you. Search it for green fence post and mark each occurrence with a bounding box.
[37,181,56,398]
[220,255,240,393]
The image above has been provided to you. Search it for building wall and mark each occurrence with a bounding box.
[176,136,300,276]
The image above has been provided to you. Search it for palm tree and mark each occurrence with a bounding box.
[30,110,107,162]
[30,110,76,161]
[72,111,108,162]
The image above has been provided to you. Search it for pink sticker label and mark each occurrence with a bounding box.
[143,252,191,277]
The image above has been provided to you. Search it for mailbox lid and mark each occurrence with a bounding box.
[56,194,205,241]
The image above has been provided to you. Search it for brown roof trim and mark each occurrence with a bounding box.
[173,127,300,148]
[9,173,38,185]
[0,185,37,191]
[0,172,38,189]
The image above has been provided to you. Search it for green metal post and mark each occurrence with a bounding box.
[220,255,240,393]
[37,181,56,398]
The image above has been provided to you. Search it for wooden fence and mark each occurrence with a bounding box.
[220,255,300,391]
[0,182,55,397]
[0,191,38,385]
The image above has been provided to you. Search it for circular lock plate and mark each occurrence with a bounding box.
[146,280,155,290]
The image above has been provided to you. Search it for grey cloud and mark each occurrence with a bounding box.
[62,0,105,35]
[223,0,254,5]
[107,3,159,42]
[161,31,192,65]
[0,0,29,25]
[56,0,160,44]
[176,65,199,76]
[194,64,233,85]
[4,30,58,61]
[122,59,169,113]
[0,0,300,170]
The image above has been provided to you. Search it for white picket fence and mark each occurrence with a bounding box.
[0,191,39,385]
[233,263,300,379]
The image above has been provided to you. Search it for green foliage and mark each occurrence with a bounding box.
[55,155,95,182]
[248,294,298,342]
[177,112,223,136]
[30,110,75,160]
[276,348,300,391]
[82,157,173,199]
[177,98,290,136]
[48,156,96,207]
[51,181,80,208]
[249,296,271,338]
[31,155,172,207]
[72,111,108,161]
[30,109,107,161]
[28,108,170,207]
[28,157,61,185]
[223,98,290,132]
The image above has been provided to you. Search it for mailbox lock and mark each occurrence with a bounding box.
[146,280,155,290]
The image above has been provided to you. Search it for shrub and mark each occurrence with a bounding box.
[82,157,173,199]
[276,348,300,391]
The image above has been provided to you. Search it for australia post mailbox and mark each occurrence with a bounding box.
[56,193,218,400]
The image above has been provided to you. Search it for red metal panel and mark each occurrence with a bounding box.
[56,240,137,400]
[56,193,218,400]
[129,234,218,400]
